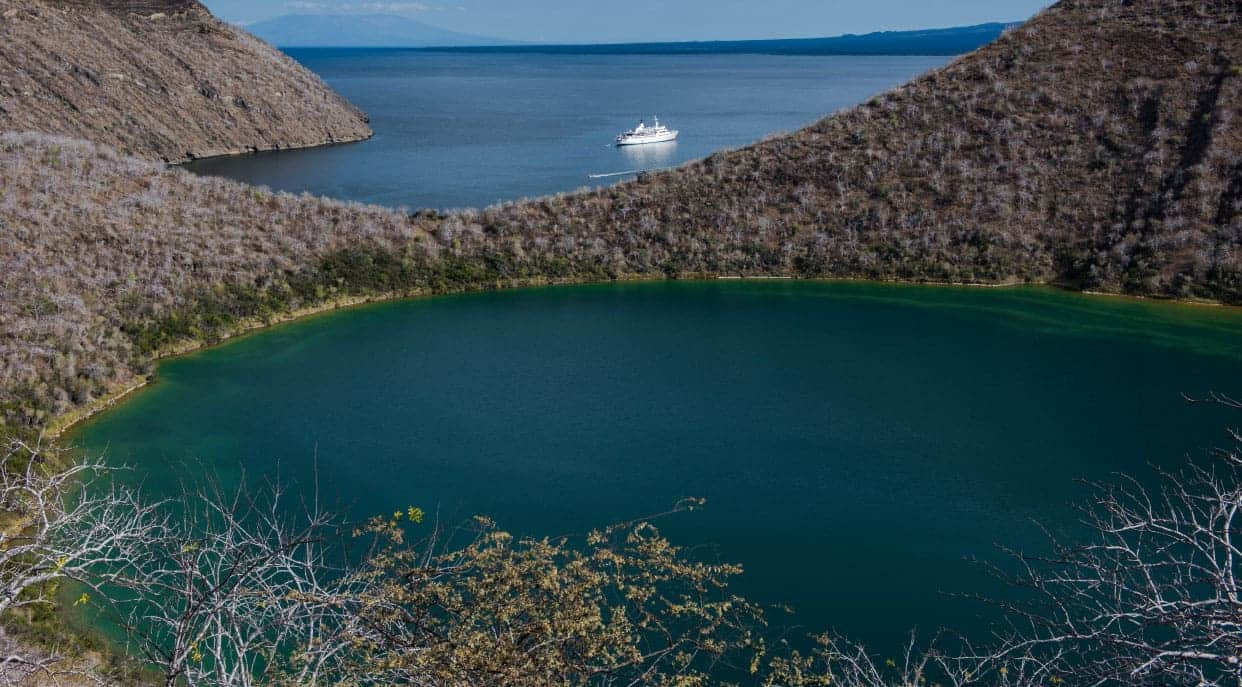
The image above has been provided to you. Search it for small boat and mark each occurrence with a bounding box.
[615,116,678,146]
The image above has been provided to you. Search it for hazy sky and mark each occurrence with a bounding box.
[207,0,1051,43]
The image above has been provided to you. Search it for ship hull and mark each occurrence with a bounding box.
[616,130,679,146]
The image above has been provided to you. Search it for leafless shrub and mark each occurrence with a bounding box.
[967,393,1242,686]
[100,475,351,687]
[764,397,1242,687]
[765,631,1059,687]
[0,437,164,684]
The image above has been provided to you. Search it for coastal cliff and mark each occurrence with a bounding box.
[0,0,371,162]
[0,0,1239,430]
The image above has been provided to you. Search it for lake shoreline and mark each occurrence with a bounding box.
[70,269,1242,662]
[47,274,1235,441]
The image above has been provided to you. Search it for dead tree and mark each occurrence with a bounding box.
[0,437,164,685]
[766,394,1242,687]
[975,392,1242,686]
[102,476,353,687]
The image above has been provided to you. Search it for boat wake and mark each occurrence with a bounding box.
[588,169,644,179]
[588,166,674,179]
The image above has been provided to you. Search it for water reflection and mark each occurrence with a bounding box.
[618,140,679,171]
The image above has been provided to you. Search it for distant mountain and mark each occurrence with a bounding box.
[421,22,1021,56]
[245,13,511,48]
[247,19,1015,55]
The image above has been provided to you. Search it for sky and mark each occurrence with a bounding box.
[206,0,1052,44]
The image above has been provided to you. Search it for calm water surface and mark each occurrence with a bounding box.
[72,281,1242,651]
[185,52,947,208]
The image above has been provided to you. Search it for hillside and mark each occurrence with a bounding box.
[246,13,512,48]
[490,0,1239,299]
[0,0,1240,429]
[0,0,372,162]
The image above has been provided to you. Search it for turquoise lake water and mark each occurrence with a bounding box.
[185,51,947,209]
[71,281,1242,651]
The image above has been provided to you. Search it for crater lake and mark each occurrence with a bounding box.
[70,281,1242,652]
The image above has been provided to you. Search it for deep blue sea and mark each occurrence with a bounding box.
[186,51,947,209]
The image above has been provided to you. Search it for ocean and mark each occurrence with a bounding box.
[186,50,948,209]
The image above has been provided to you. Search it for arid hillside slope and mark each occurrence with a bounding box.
[483,0,1240,300]
[0,133,425,426]
[0,0,1239,429]
[0,0,371,161]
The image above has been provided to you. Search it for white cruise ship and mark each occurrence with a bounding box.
[615,116,679,146]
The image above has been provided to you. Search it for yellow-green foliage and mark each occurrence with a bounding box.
[320,502,766,686]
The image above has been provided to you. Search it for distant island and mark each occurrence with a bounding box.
[420,22,1020,56]
[246,15,1016,55]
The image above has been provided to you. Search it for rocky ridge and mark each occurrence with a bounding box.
[0,0,371,162]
